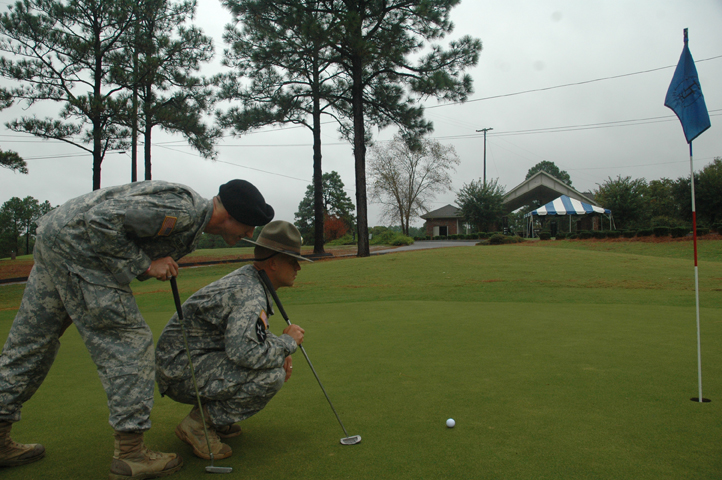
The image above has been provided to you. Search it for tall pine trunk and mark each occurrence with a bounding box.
[352,52,369,257]
[312,50,325,254]
[92,21,103,191]
[143,83,153,180]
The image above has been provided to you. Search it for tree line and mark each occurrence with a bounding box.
[0,0,482,258]
[0,196,53,258]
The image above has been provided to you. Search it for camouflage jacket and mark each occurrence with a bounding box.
[36,180,213,286]
[156,265,298,385]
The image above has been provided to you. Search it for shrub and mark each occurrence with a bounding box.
[568,234,578,239]
[712,223,722,233]
[653,226,670,237]
[607,231,621,239]
[637,229,654,237]
[622,230,637,238]
[388,234,414,246]
[486,234,524,245]
[579,231,593,239]
[697,227,710,236]
[326,234,356,246]
[671,227,690,238]
[538,232,551,240]
[555,232,567,240]
[592,231,606,239]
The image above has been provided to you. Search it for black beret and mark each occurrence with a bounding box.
[218,180,274,226]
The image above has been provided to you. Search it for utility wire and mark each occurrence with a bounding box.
[153,143,309,183]
[426,54,722,109]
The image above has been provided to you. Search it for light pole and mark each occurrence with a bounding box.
[476,127,493,184]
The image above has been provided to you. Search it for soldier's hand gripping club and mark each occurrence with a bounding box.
[146,256,179,281]
[283,324,305,346]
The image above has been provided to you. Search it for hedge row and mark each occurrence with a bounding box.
[413,232,516,241]
[561,227,711,240]
[413,225,720,243]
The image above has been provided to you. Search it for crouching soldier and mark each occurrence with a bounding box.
[155,221,310,459]
[0,178,274,478]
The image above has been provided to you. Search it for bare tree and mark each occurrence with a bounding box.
[368,135,459,236]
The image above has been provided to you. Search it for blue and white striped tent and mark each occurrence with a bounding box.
[525,195,610,217]
[524,195,613,237]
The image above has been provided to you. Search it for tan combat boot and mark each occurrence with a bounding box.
[109,431,183,480]
[215,423,242,439]
[0,421,45,467]
[174,406,232,460]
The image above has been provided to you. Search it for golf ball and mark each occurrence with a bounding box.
[446,418,455,428]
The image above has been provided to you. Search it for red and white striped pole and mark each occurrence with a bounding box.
[689,142,706,403]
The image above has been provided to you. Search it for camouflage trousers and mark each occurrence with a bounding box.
[158,351,285,427]
[0,240,154,431]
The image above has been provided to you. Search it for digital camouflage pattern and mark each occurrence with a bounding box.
[36,181,212,286]
[0,181,214,431]
[156,264,297,427]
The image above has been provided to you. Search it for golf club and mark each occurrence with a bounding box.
[170,277,233,474]
[258,269,361,445]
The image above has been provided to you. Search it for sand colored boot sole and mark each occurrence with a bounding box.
[109,431,182,480]
[174,407,232,460]
[0,421,45,467]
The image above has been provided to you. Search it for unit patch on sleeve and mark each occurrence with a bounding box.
[157,216,178,236]
[255,309,268,342]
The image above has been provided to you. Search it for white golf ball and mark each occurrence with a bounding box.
[446,418,455,428]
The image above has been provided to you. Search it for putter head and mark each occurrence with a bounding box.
[340,435,361,445]
[205,466,233,474]
[206,453,233,474]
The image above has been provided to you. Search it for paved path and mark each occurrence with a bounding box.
[374,240,478,254]
[1,240,480,285]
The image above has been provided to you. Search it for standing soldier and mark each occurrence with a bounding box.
[0,179,274,479]
[155,221,308,460]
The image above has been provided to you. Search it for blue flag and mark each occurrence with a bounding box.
[664,32,711,143]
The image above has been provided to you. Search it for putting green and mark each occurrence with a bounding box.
[1,244,720,479]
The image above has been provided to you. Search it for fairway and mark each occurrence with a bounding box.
[1,243,721,479]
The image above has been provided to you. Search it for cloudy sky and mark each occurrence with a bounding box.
[1,0,720,228]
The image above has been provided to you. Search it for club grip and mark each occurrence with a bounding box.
[170,277,183,320]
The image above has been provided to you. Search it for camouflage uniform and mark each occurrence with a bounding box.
[156,264,298,427]
[0,181,213,432]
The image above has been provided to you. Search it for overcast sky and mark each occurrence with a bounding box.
[1,0,720,228]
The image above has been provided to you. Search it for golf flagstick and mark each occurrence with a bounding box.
[170,277,233,474]
[258,269,361,445]
[663,28,711,403]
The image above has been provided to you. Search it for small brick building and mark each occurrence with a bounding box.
[421,205,463,237]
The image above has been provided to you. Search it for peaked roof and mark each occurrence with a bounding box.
[420,204,461,219]
[525,195,611,217]
[503,171,597,213]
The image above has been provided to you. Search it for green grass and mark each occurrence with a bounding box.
[1,243,721,479]
[524,236,722,262]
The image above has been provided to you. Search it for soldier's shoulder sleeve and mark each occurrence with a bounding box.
[122,187,204,238]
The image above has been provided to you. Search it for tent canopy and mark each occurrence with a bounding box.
[525,195,611,217]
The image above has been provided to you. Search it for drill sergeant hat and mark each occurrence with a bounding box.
[243,221,312,263]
